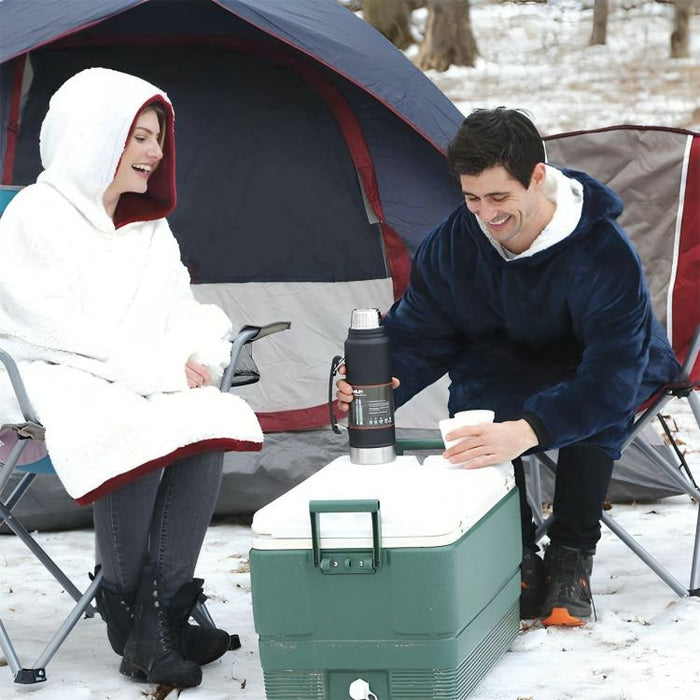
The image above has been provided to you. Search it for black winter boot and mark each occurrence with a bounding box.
[519,550,545,620]
[168,579,238,666]
[120,568,202,687]
[95,584,134,656]
[94,572,238,665]
[541,544,594,626]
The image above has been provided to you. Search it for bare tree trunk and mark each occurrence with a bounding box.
[363,0,415,50]
[590,0,608,46]
[671,0,691,59]
[415,0,478,72]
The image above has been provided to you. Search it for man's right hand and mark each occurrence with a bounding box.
[334,364,399,412]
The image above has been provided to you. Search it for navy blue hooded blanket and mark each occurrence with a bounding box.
[385,168,681,458]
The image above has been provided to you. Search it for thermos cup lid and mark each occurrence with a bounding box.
[350,308,381,330]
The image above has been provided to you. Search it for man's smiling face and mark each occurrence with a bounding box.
[460,163,548,254]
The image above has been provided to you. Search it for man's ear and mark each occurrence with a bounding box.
[529,161,547,191]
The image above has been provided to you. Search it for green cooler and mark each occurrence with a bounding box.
[250,455,521,699]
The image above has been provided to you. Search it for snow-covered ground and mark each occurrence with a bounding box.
[2,2,699,698]
[421,0,700,135]
[1,399,698,699]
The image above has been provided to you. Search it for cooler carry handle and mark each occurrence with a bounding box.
[309,499,382,570]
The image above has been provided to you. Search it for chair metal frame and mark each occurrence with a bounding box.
[0,321,289,683]
[394,327,700,599]
[525,325,700,598]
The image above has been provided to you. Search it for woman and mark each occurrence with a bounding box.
[0,68,263,687]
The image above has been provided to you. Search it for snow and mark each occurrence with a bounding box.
[2,2,700,698]
[2,401,698,699]
[418,0,700,135]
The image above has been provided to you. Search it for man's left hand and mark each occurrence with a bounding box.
[443,419,538,468]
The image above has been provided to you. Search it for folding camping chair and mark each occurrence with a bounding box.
[522,127,700,598]
[1,181,291,684]
[395,345,700,599]
[524,326,700,598]
[0,321,289,684]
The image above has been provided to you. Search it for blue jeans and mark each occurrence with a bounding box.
[93,451,224,601]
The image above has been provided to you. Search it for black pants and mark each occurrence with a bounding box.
[514,444,614,554]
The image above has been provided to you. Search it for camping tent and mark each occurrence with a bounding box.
[1,0,697,530]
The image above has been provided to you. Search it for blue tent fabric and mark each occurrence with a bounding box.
[0,0,463,253]
[0,0,467,527]
[215,0,463,151]
[0,0,146,61]
[0,0,463,152]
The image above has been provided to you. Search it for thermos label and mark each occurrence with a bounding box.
[350,384,394,428]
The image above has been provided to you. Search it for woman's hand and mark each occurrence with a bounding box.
[185,358,212,388]
[334,364,399,412]
[443,419,538,468]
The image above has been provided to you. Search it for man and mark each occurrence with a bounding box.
[336,108,680,626]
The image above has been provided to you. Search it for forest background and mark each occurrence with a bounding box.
[344,0,700,135]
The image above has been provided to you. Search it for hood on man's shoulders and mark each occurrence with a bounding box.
[561,167,624,227]
[491,167,626,266]
[37,67,176,231]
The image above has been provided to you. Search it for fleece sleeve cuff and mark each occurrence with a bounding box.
[522,412,550,448]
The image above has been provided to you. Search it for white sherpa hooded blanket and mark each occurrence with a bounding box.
[0,68,262,504]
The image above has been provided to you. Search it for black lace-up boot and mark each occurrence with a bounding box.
[120,567,202,687]
[95,571,238,666]
[95,584,134,656]
[168,578,239,666]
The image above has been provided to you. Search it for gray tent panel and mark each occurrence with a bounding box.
[545,127,690,332]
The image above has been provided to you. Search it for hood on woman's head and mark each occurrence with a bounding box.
[38,67,176,228]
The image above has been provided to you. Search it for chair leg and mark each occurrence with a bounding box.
[0,439,28,494]
[600,510,689,597]
[0,618,33,683]
[530,404,700,597]
[524,455,546,529]
[528,452,558,541]
[191,597,216,629]
[0,501,94,610]
[33,571,103,671]
[688,390,700,428]
[0,567,102,684]
[0,472,36,527]
[690,505,700,594]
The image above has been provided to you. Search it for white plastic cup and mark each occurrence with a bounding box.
[439,409,495,449]
[454,409,495,424]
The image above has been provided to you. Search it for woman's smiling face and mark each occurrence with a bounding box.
[103,108,163,216]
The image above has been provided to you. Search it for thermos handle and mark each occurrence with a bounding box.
[328,354,345,435]
[309,499,382,570]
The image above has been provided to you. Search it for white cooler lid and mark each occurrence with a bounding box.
[251,455,515,550]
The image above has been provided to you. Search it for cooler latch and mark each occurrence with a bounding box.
[309,499,382,574]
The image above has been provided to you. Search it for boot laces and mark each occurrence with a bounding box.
[152,591,179,649]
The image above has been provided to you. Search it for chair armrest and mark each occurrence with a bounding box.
[0,348,39,423]
[219,321,291,392]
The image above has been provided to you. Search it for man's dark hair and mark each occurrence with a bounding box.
[447,107,545,189]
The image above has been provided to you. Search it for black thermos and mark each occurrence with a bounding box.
[345,308,396,464]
